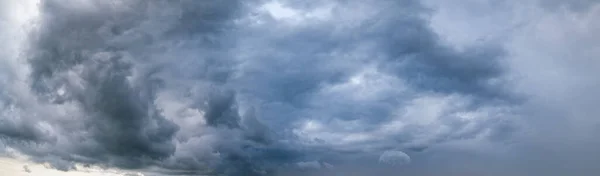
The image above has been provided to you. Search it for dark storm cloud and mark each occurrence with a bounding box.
[1,0,257,172]
[234,0,513,145]
[0,118,50,142]
[0,0,522,175]
[226,0,517,174]
[203,89,241,128]
[362,5,507,99]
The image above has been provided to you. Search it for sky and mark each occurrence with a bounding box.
[0,0,600,175]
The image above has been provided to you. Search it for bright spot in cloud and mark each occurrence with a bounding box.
[0,157,143,176]
[262,1,299,20]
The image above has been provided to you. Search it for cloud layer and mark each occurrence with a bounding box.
[1,0,600,175]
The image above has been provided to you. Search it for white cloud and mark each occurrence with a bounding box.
[0,157,142,176]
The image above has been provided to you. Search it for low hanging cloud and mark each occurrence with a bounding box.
[1,0,600,175]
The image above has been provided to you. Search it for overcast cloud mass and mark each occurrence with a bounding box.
[1,0,600,175]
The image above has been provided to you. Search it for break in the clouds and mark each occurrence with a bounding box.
[1,0,600,175]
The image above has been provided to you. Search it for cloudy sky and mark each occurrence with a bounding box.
[1,0,600,175]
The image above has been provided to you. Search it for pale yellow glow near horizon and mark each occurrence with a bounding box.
[0,157,143,176]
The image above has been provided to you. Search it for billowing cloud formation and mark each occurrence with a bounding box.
[1,0,600,175]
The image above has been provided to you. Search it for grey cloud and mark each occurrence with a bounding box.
[22,165,31,173]
[230,0,517,166]
[24,0,178,168]
[0,0,539,175]
[367,8,510,99]
[540,0,600,12]
[204,89,241,128]
[3,0,257,173]
[0,113,51,142]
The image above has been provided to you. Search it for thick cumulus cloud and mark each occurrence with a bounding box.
[2,0,600,175]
